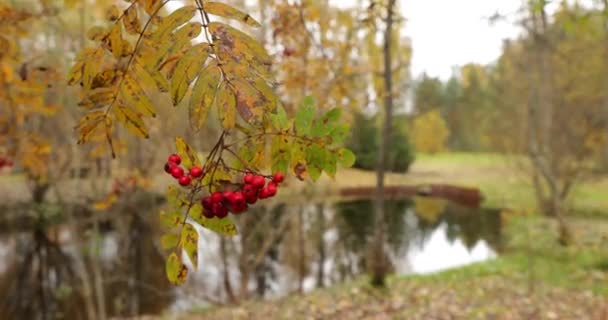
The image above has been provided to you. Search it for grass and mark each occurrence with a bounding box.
[312,152,608,217]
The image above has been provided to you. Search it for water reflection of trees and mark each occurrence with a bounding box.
[0,196,503,317]
[334,198,503,277]
[412,197,503,251]
[0,191,173,319]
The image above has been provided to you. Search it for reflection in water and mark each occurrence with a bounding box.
[407,223,496,274]
[333,198,501,278]
[0,197,502,318]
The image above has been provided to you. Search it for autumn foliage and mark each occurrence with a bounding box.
[66,0,354,284]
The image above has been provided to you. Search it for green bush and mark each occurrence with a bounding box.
[346,112,415,173]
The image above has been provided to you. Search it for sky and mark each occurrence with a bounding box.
[400,0,523,80]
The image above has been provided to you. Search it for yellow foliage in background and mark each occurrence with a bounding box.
[414,197,447,224]
[410,110,450,154]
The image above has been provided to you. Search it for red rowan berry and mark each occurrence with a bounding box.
[211,191,224,204]
[189,166,203,178]
[213,203,228,219]
[243,173,254,184]
[267,182,278,197]
[170,166,184,179]
[252,175,266,189]
[201,196,213,210]
[164,162,175,174]
[178,175,191,186]
[168,154,181,165]
[272,172,284,183]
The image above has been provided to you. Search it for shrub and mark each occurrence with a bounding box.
[346,112,415,173]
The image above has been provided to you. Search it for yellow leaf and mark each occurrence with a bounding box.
[189,66,220,129]
[133,59,169,92]
[216,83,236,129]
[78,88,115,110]
[93,193,118,210]
[165,252,188,285]
[160,210,183,228]
[68,48,104,89]
[123,5,141,35]
[175,136,201,169]
[208,22,271,66]
[64,0,79,8]
[143,0,162,16]
[170,43,209,106]
[105,23,123,58]
[232,78,267,122]
[191,214,238,236]
[151,5,196,42]
[75,111,106,144]
[90,68,120,89]
[105,5,120,21]
[87,26,108,41]
[120,74,155,117]
[114,106,149,138]
[148,22,202,69]
[204,2,261,28]
[161,233,179,249]
[181,223,199,269]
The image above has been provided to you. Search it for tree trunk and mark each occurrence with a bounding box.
[220,237,236,303]
[370,0,397,288]
[315,204,325,288]
[602,0,608,166]
[92,218,107,320]
[526,2,570,245]
[297,206,305,293]
[238,228,251,300]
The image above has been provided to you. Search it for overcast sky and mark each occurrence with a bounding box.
[400,0,523,80]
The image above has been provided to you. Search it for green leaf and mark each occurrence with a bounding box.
[270,104,289,131]
[191,214,238,236]
[312,107,341,137]
[295,96,315,136]
[166,252,188,285]
[323,151,338,178]
[330,123,350,145]
[271,134,291,175]
[160,210,182,228]
[175,136,201,169]
[306,145,325,181]
[161,233,179,249]
[181,223,199,269]
[338,148,356,167]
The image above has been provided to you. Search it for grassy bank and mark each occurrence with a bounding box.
[314,152,608,216]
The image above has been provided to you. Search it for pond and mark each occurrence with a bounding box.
[0,196,502,319]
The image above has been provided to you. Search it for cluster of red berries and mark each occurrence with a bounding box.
[163,153,285,219]
[163,154,204,187]
[0,156,13,170]
[200,171,284,219]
